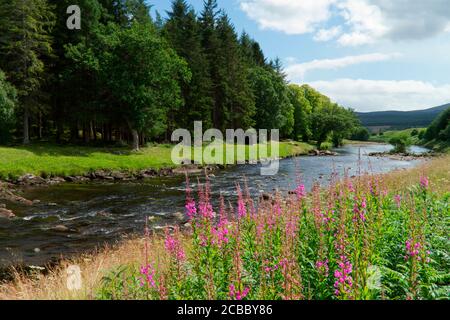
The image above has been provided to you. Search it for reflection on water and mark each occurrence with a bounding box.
[0,144,426,266]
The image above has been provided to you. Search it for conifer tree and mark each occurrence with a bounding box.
[0,0,55,144]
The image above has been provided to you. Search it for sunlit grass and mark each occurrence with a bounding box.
[0,141,313,179]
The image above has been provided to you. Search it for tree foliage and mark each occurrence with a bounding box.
[0,0,367,149]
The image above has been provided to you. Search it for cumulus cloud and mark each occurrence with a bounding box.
[307,79,450,111]
[314,26,342,42]
[239,0,450,45]
[286,53,400,81]
[239,0,336,35]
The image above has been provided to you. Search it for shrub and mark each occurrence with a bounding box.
[389,134,412,153]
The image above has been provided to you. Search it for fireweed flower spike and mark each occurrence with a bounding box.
[236,184,247,218]
[295,184,306,200]
[394,194,402,208]
[164,228,186,261]
[229,284,250,300]
[420,176,429,189]
[185,175,197,220]
[334,258,353,297]
[139,265,156,288]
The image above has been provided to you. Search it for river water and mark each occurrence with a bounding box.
[0,144,428,267]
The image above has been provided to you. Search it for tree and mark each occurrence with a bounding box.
[288,84,311,141]
[0,0,55,144]
[389,134,411,153]
[164,0,214,131]
[99,22,190,150]
[239,31,266,67]
[215,13,255,130]
[424,107,450,142]
[0,70,17,144]
[48,0,103,143]
[249,67,284,131]
[331,107,360,147]
[350,127,370,141]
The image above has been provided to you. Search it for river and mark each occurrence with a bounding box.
[0,144,428,267]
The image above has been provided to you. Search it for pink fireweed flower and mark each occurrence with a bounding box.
[139,264,156,288]
[164,228,186,261]
[198,202,214,219]
[236,185,247,218]
[347,181,355,193]
[394,195,402,208]
[273,201,282,217]
[185,198,197,220]
[264,258,289,273]
[229,284,250,300]
[420,176,429,189]
[333,259,353,297]
[405,238,425,260]
[353,197,367,222]
[316,259,329,277]
[295,184,306,199]
[212,217,230,247]
[285,215,299,238]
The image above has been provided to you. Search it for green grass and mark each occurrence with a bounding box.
[369,128,425,145]
[0,141,313,179]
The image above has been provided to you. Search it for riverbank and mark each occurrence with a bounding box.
[0,141,313,182]
[0,141,313,217]
[0,154,448,300]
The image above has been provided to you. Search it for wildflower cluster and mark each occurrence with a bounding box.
[98,174,447,301]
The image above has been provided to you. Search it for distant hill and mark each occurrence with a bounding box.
[357,103,450,132]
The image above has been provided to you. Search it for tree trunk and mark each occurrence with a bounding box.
[131,129,139,151]
[38,112,43,140]
[23,106,30,144]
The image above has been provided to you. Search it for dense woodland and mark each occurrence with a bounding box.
[0,0,365,150]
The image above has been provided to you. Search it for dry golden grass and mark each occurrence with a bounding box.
[1,155,448,300]
[376,155,450,194]
[0,237,151,300]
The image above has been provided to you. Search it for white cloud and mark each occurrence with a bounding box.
[306,79,450,111]
[286,53,400,81]
[239,0,450,45]
[314,26,342,42]
[240,0,337,35]
[337,0,388,46]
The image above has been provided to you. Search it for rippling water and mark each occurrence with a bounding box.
[0,144,428,267]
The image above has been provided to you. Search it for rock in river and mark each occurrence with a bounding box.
[0,207,15,218]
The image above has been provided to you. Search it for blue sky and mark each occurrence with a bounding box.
[148,0,450,112]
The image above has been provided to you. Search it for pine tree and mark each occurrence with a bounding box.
[199,0,222,128]
[239,31,266,68]
[0,0,55,144]
[215,13,255,130]
[164,0,213,130]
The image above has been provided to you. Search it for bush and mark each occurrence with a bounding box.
[389,134,412,153]
[351,127,370,141]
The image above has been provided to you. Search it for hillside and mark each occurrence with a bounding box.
[357,103,450,132]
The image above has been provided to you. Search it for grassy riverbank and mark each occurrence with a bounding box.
[0,155,448,300]
[369,128,425,145]
[0,141,313,180]
[369,128,449,153]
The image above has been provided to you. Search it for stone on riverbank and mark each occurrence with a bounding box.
[309,149,338,156]
[0,207,15,218]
